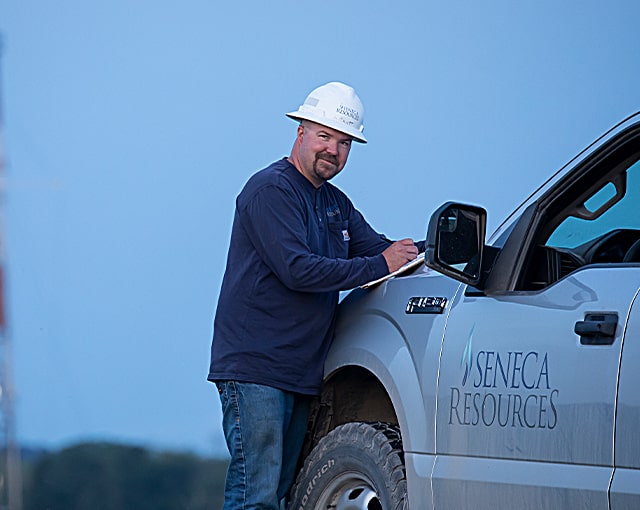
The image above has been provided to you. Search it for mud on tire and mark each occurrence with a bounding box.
[289,421,407,510]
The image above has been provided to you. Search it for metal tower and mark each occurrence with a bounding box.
[0,35,22,510]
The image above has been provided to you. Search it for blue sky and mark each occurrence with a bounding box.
[1,1,639,457]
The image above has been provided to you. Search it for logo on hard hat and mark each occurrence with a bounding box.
[336,104,360,122]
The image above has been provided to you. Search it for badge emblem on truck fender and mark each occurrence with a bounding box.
[405,296,447,314]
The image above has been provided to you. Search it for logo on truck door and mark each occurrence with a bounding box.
[449,329,559,429]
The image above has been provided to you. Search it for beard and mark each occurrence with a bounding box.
[312,152,341,181]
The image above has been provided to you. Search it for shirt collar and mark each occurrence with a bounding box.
[281,157,324,193]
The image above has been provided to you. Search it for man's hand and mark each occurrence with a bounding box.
[382,238,419,273]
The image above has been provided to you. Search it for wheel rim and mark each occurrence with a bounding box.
[314,471,382,510]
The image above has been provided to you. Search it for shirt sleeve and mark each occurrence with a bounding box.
[344,205,392,258]
[238,184,389,293]
[336,189,425,256]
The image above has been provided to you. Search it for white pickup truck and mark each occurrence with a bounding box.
[289,112,640,509]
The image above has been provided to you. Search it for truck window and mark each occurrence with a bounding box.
[521,158,640,290]
[547,160,640,251]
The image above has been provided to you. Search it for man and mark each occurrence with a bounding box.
[209,82,420,509]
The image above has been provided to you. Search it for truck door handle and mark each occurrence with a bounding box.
[574,313,618,345]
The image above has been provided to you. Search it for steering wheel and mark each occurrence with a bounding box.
[623,239,640,262]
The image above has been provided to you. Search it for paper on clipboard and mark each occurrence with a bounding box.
[360,252,425,289]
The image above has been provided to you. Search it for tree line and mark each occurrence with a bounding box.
[21,442,228,510]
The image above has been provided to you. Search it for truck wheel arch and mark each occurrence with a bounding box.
[305,314,433,455]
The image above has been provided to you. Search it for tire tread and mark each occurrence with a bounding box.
[289,421,407,510]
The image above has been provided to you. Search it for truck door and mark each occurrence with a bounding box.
[610,289,640,509]
[430,149,640,508]
[432,271,637,509]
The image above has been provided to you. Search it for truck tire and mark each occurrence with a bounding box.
[289,421,407,510]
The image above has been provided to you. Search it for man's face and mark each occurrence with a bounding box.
[297,121,353,187]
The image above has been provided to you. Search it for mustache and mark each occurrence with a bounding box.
[316,152,338,166]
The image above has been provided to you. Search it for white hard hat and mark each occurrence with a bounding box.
[286,82,367,143]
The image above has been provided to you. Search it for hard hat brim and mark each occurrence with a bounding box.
[286,112,367,144]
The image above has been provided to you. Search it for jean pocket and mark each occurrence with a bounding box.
[216,381,235,408]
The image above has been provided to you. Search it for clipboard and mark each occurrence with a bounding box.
[360,252,425,289]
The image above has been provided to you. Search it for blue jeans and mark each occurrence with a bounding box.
[216,381,311,510]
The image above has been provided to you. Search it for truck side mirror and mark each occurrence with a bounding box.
[425,202,487,287]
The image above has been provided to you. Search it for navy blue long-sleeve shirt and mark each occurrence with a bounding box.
[208,158,391,395]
